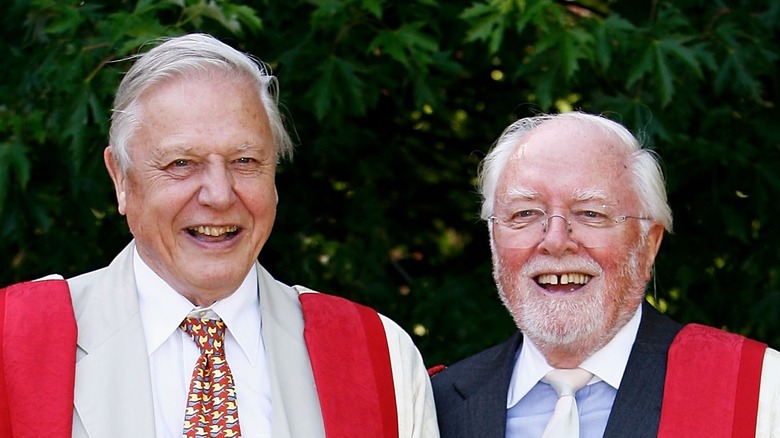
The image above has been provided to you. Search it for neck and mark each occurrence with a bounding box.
[532,334,611,369]
[538,344,592,368]
[182,290,233,307]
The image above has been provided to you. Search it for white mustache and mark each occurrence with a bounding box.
[519,257,602,278]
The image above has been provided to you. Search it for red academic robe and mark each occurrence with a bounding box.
[0,279,398,438]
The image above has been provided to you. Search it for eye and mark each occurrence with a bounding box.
[235,157,255,164]
[581,210,602,218]
[514,209,540,219]
[506,208,545,228]
[162,158,198,178]
[572,208,611,225]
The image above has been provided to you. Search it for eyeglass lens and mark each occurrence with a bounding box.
[491,214,614,249]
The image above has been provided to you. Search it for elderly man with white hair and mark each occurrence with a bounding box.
[431,112,779,437]
[0,33,438,438]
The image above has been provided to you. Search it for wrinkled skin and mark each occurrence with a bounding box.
[490,119,664,367]
[105,74,277,306]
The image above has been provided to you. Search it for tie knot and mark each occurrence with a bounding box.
[180,317,227,354]
[543,368,593,398]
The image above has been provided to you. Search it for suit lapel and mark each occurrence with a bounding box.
[68,250,334,437]
[450,332,521,437]
[603,302,683,438]
[256,267,325,438]
[69,243,156,438]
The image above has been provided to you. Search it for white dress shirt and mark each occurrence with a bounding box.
[134,249,272,437]
[506,304,643,437]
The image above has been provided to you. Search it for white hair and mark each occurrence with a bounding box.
[478,111,673,232]
[108,33,293,174]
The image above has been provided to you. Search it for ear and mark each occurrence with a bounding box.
[104,146,127,215]
[642,223,665,281]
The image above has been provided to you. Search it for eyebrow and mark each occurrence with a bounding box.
[237,143,256,152]
[502,187,539,201]
[497,187,608,206]
[571,188,607,202]
[149,143,194,161]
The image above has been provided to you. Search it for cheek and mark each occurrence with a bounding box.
[493,247,534,295]
[124,181,192,230]
[493,245,532,270]
[239,183,278,220]
[121,183,147,232]
[589,230,638,270]
[590,247,621,270]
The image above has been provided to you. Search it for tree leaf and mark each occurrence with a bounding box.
[307,56,366,120]
[657,36,702,79]
[461,3,505,47]
[626,44,654,88]
[652,42,675,107]
[560,28,593,79]
[369,31,409,66]
[0,140,31,213]
[361,0,384,19]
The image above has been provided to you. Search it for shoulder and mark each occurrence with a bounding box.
[67,265,109,293]
[761,347,780,389]
[255,265,306,318]
[294,287,415,346]
[0,277,76,342]
[294,288,426,368]
[763,345,780,365]
[0,277,73,317]
[431,331,521,392]
[756,346,780,436]
[0,277,71,304]
[637,301,684,346]
[66,264,115,318]
[66,242,135,310]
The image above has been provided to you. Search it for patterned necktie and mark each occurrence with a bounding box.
[180,317,242,437]
[541,368,593,438]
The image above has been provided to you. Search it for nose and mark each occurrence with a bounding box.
[539,213,578,255]
[543,214,571,234]
[197,163,237,210]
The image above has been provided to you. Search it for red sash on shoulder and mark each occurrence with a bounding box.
[299,292,399,438]
[0,279,77,438]
[658,323,766,437]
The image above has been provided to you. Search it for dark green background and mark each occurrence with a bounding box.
[2,0,778,366]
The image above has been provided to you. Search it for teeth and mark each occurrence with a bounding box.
[537,273,591,285]
[191,225,238,236]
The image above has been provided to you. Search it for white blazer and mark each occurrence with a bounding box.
[67,241,438,437]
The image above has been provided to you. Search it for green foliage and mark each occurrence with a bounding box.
[2,0,779,366]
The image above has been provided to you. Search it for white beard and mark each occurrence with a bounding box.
[494,241,648,356]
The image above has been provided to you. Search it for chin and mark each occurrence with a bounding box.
[502,284,607,349]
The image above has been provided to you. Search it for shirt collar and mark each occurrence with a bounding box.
[506,304,642,408]
[580,304,642,390]
[134,248,262,364]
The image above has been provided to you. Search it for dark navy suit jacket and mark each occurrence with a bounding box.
[431,302,683,437]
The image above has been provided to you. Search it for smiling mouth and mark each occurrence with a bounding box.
[535,273,591,292]
[187,225,240,240]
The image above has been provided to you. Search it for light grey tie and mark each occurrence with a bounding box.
[541,368,593,438]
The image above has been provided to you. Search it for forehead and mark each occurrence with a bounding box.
[137,72,266,122]
[496,119,637,206]
[131,73,272,154]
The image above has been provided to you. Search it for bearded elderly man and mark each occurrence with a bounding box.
[431,112,780,437]
[0,34,438,438]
